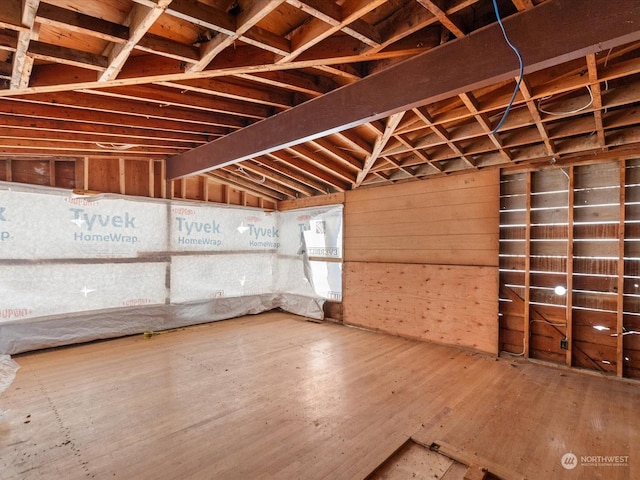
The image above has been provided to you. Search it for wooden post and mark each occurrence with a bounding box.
[202,177,209,202]
[49,159,56,187]
[118,157,126,194]
[566,166,575,368]
[74,158,83,189]
[6,159,12,182]
[160,160,167,199]
[617,160,626,377]
[83,157,89,190]
[148,159,154,198]
[524,171,531,358]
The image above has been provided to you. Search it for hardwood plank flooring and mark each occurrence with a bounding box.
[0,312,638,479]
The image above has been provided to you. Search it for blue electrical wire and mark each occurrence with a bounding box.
[490,0,524,135]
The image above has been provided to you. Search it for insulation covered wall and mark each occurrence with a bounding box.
[0,182,342,354]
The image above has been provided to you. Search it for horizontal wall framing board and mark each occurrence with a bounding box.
[343,262,498,354]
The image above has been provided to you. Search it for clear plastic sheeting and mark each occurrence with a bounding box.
[279,206,343,300]
[0,355,19,397]
[0,182,343,355]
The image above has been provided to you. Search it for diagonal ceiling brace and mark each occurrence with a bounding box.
[11,0,40,89]
[166,0,640,179]
[355,112,404,187]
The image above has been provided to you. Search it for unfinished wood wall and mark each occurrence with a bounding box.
[343,170,500,354]
[0,157,276,209]
[499,159,640,379]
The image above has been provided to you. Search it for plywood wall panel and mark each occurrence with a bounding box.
[87,157,119,193]
[54,161,76,189]
[184,177,203,201]
[345,170,500,266]
[343,262,499,354]
[345,248,493,266]
[123,159,151,197]
[11,160,50,186]
[346,184,497,214]
[346,233,496,253]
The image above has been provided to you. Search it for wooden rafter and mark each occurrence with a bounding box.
[355,112,405,187]
[85,84,270,119]
[308,138,361,171]
[164,0,288,56]
[412,107,475,168]
[381,150,418,178]
[157,79,293,109]
[5,91,246,129]
[238,161,316,197]
[35,3,128,43]
[416,0,465,39]
[287,144,355,184]
[286,0,381,48]
[586,53,606,148]
[186,0,284,73]
[512,0,535,11]
[366,0,480,55]
[459,92,513,163]
[255,155,331,194]
[204,169,287,201]
[28,41,108,71]
[220,164,299,198]
[276,0,386,64]
[266,151,346,192]
[519,77,557,157]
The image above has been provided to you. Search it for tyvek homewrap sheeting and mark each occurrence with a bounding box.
[0,183,343,354]
[1,189,166,258]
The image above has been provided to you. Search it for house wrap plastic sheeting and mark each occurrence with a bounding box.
[0,182,343,354]
[278,206,343,300]
[0,355,19,396]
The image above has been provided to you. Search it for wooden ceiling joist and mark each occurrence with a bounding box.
[35,3,129,44]
[252,156,333,194]
[166,0,640,179]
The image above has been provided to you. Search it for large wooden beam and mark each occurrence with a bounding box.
[167,0,640,179]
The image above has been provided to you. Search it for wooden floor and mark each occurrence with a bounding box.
[1,312,638,479]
